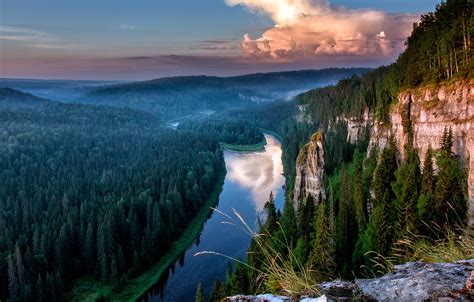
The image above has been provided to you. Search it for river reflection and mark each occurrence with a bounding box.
[142,134,285,302]
[226,134,285,212]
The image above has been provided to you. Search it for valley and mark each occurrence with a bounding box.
[0,1,472,301]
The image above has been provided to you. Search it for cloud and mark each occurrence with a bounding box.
[0,26,55,43]
[190,39,238,51]
[225,0,418,61]
[0,26,81,49]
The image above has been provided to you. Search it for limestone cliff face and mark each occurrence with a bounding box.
[347,80,474,225]
[294,131,326,204]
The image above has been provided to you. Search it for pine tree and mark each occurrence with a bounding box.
[14,245,25,286]
[353,168,366,231]
[296,194,316,263]
[310,199,336,279]
[7,253,19,301]
[280,199,298,249]
[209,278,226,302]
[392,148,421,239]
[263,192,278,234]
[96,222,108,279]
[231,259,249,294]
[195,282,205,302]
[84,222,95,273]
[362,202,392,257]
[336,166,356,276]
[35,274,44,302]
[328,185,336,245]
[225,261,233,294]
[417,146,436,234]
[372,140,398,206]
[440,127,454,155]
[434,131,468,231]
[362,142,398,260]
[110,255,120,290]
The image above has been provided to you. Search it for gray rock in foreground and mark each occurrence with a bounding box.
[355,259,474,301]
[226,260,474,301]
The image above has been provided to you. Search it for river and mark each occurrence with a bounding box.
[142,133,285,301]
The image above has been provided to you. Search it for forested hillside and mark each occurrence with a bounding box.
[220,0,473,297]
[0,89,228,301]
[79,69,368,119]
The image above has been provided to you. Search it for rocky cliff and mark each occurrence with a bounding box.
[343,80,474,226]
[294,131,326,204]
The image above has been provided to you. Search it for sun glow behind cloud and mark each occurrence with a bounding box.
[226,0,418,61]
[0,0,429,79]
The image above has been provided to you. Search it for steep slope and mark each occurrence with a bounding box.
[339,80,474,224]
[378,81,474,224]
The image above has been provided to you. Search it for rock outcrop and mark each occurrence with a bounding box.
[294,131,326,204]
[226,260,474,302]
[224,294,326,302]
[355,259,474,301]
[389,81,474,226]
[340,80,474,226]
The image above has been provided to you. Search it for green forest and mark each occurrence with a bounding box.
[0,0,472,301]
[0,88,246,301]
[218,0,473,299]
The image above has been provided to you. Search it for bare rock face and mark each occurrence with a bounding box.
[294,131,326,204]
[347,80,474,226]
[391,81,474,226]
[355,260,474,302]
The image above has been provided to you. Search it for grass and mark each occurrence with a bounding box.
[220,139,266,152]
[195,209,320,300]
[393,227,474,263]
[68,169,226,302]
[362,225,474,278]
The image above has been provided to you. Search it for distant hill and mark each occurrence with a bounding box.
[0,87,51,109]
[0,79,120,102]
[0,87,158,127]
[80,68,369,119]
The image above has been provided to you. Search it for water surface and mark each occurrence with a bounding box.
[143,134,285,301]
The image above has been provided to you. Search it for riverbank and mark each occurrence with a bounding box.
[68,169,227,302]
[220,139,266,152]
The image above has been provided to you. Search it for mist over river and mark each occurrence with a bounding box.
[143,134,285,301]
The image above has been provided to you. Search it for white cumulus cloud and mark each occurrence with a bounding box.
[226,0,418,61]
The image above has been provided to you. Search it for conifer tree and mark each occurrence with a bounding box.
[362,142,398,259]
[231,259,249,294]
[434,129,468,230]
[440,127,454,155]
[280,199,298,249]
[110,255,119,291]
[392,148,421,239]
[310,199,336,278]
[263,192,278,234]
[195,282,205,302]
[225,261,233,294]
[7,253,19,301]
[353,168,366,231]
[35,274,44,302]
[209,278,226,302]
[372,139,398,206]
[336,166,356,276]
[417,146,436,234]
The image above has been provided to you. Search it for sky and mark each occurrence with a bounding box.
[0,0,440,80]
